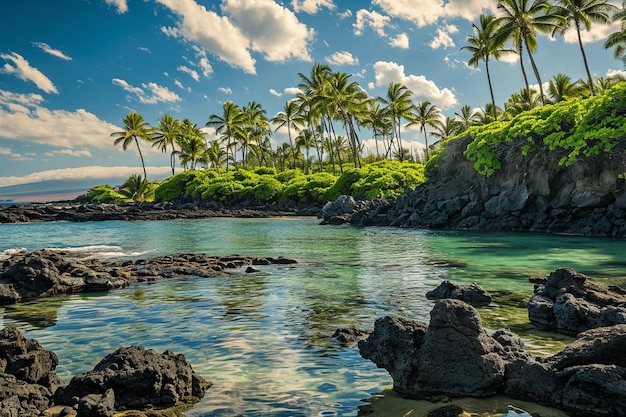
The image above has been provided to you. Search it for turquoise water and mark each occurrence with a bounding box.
[1,218,625,416]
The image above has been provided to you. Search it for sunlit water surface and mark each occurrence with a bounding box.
[1,217,625,416]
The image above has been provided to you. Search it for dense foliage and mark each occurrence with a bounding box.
[145,160,426,206]
[464,82,626,176]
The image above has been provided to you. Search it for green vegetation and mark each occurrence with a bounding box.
[465,82,626,176]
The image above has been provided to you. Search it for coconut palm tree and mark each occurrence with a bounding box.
[462,14,515,116]
[207,101,244,171]
[362,100,391,159]
[431,117,464,142]
[206,139,227,171]
[406,101,441,160]
[111,112,153,181]
[546,73,586,102]
[119,173,151,202]
[240,101,269,169]
[552,0,617,96]
[496,0,563,104]
[380,82,413,160]
[176,119,207,170]
[504,87,542,116]
[296,129,316,173]
[151,114,180,176]
[271,100,304,169]
[454,104,479,130]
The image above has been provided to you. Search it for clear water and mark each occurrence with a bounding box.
[1,218,625,416]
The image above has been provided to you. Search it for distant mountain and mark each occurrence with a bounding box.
[0,178,124,203]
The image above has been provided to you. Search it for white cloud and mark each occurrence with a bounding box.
[0,166,173,188]
[0,146,11,155]
[177,65,200,81]
[325,51,359,66]
[430,25,458,49]
[339,9,352,19]
[218,87,233,94]
[607,68,626,79]
[112,78,181,104]
[138,46,151,54]
[51,149,93,158]
[291,0,336,14]
[269,88,282,97]
[174,79,185,89]
[104,0,128,13]
[373,0,497,27]
[157,0,257,74]
[354,9,389,37]
[32,42,72,61]
[199,57,213,78]
[373,61,458,109]
[222,0,314,63]
[0,52,58,94]
[0,89,119,149]
[284,87,303,95]
[390,33,409,49]
[561,20,619,44]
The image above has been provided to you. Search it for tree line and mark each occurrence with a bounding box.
[111,0,626,184]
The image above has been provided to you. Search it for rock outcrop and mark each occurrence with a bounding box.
[320,134,626,236]
[0,326,65,416]
[55,346,212,414]
[425,280,492,305]
[0,249,297,305]
[527,267,626,333]
[358,299,626,417]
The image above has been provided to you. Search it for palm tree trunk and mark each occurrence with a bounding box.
[485,58,497,119]
[577,24,595,96]
[134,136,148,181]
[525,40,545,105]
[422,128,430,160]
[517,42,531,98]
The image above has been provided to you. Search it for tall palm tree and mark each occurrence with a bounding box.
[462,14,515,116]
[206,139,227,171]
[296,129,316,173]
[380,82,413,160]
[454,104,479,130]
[362,100,391,159]
[406,101,441,160]
[604,2,626,64]
[504,87,542,116]
[271,100,304,169]
[177,119,207,170]
[552,0,617,96]
[496,0,563,104]
[431,117,464,142]
[240,101,269,169]
[151,114,180,176]
[111,112,153,181]
[207,101,244,171]
[119,173,151,202]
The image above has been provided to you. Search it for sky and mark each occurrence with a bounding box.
[0,0,625,198]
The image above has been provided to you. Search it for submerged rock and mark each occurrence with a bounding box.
[359,299,626,417]
[527,267,626,333]
[55,346,212,412]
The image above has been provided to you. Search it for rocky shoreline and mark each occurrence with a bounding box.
[0,201,322,224]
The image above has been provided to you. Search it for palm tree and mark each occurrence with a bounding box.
[406,101,441,160]
[552,0,617,96]
[206,139,227,171]
[271,100,304,169]
[604,2,626,64]
[176,119,207,170]
[111,112,153,180]
[462,14,515,116]
[504,87,542,116]
[151,114,180,176]
[380,82,413,160]
[362,100,391,159]
[119,174,151,202]
[455,104,479,130]
[295,129,316,173]
[474,103,506,124]
[431,117,464,142]
[546,73,585,102]
[207,101,244,170]
[240,101,269,169]
[496,0,563,104]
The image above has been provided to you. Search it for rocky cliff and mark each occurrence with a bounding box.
[322,133,626,236]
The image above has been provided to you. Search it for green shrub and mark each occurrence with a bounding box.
[85,185,127,202]
[154,171,207,202]
[254,177,284,201]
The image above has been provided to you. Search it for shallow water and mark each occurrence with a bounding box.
[1,218,625,416]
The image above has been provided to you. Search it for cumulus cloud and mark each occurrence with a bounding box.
[177,65,200,81]
[222,0,314,63]
[32,42,72,61]
[284,87,303,95]
[0,89,119,149]
[104,0,128,13]
[390,33,409,49]
[0,166,173,188]
[373,0,497,27]
[199,56,213,78]
[430,25,458,49]
[561,20,620,44]
[291,0,335,14]
[373,61,458,109]
[325,51,359,66]
[354,9,390,37]
[218,87,233,94]
[0,52,58,94]
[50,149,93,158]
[269,88,282,97]
[112,78,181,104]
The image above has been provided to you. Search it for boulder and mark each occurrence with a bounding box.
[527,267,626,333]
[426,280,492,305]
[319,195,357,225]
[0,327,65,416]
[332,327,372,346]
[55,346,212,411]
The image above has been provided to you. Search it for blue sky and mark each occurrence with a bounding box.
[0,0,624,193]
